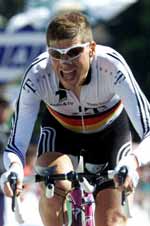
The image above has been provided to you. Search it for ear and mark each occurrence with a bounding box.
[89,41,96,57]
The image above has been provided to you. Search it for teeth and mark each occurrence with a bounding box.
[61,70,75,80]
[63,70,74,73]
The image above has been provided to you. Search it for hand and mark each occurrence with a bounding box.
[0,163,24,197]
[114,155,139,193]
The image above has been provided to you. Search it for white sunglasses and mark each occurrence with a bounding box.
[48,42,90,60]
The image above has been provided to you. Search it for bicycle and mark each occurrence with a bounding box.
[8,157,131,226]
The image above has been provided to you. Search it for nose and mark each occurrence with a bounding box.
[60,53,70,60]
[59,56,72,64]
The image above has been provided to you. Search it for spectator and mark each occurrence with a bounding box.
[0,97,11,226]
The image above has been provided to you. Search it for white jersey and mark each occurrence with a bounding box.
[5,45,150,166]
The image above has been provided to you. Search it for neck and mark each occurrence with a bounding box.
[70,86,81,99]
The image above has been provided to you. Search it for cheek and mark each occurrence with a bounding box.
[51,60,59,71]
[78,56,90,71]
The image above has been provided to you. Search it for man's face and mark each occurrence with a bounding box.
[48,37,96,90]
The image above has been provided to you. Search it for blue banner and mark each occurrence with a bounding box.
[0,32,46,82]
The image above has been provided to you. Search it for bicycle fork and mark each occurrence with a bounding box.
[70,188,83,226]
[83,193,95,226]
[69,189,95,226]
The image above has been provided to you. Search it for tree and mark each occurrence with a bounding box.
[107,1,150,99]
[0,0,25,20]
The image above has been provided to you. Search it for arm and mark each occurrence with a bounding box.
[110,51,150,190]
[0,70,41,197]
[113,53,150,167]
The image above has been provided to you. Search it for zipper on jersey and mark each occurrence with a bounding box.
[78,105,86,132]
[68,90,86,133]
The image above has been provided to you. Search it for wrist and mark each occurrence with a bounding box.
[129,153,140,169]
[116,154,139,172]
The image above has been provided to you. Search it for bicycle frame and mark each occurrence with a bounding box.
[65,182,95,226]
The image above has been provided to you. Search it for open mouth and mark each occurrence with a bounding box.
[60,69,76,81]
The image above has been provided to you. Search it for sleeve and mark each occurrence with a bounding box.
[133,134,150,166]
[111,52,150,166]
[112,53,150,139]
[4,70,41,167]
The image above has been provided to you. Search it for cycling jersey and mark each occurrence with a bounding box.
[4,44,150,166]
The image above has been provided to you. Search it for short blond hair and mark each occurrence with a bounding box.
[46,11,93,46]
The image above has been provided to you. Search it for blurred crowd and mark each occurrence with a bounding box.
[0,95,11,226]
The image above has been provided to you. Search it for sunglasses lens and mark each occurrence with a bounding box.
[67,47,84,58]
[49,49,61,59]
[48,44,87,60]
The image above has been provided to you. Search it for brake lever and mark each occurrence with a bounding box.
[8,172,18,212]
[117,166,128,206]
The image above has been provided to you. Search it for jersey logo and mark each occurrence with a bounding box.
[56,90,67,102]
[23,78,36,93]
[114,70,125,85]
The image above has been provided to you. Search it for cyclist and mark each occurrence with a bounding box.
[1,11,150,226]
